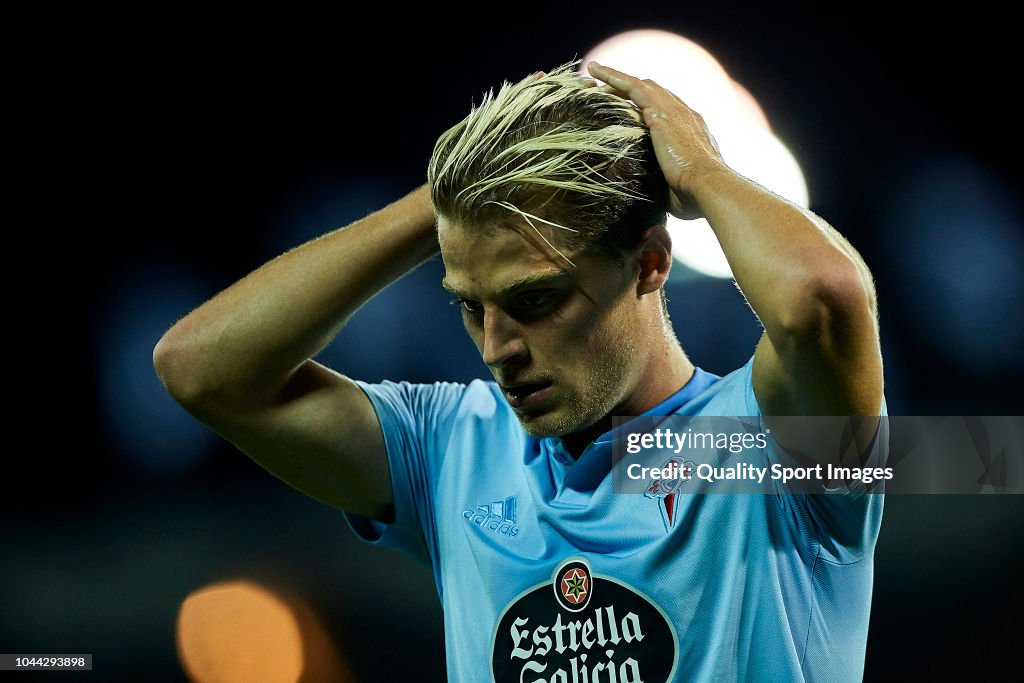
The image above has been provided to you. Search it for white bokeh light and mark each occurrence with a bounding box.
[581,29,809,278]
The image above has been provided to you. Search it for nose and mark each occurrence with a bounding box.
[479,306,528,369]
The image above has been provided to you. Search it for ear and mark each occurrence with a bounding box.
[635,223,673,296]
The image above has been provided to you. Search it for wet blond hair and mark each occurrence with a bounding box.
[427,60,668,266]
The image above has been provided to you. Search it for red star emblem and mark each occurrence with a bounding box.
[561,568,589,604]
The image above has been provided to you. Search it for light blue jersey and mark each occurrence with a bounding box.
[347,356,886,682]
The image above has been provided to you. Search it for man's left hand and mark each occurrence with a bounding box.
[588,61,726,221]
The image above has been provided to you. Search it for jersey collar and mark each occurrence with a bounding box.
[541,365,721,458]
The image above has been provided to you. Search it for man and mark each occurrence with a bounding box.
[155,60,886,682]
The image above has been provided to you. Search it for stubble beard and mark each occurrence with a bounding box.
[517,334,636,439]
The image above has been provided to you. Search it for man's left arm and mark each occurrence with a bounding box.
[588,62,884,425]
[692,169,883,421]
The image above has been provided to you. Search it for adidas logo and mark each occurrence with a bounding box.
[463,496,519,537]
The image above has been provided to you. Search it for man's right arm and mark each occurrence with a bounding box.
[152,184,437,523]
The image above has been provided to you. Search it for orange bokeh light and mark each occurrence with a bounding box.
[176,580,351,683]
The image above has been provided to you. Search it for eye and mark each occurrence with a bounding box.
[516,291,553,309]
[450,297,482,314]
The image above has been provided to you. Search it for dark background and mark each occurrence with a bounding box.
[7,2,1022,681]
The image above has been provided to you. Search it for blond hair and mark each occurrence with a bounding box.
[427,60,668,266]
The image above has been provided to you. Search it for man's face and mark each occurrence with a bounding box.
[438,217,644,438]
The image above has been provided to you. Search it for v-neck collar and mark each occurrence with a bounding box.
[529,366,722,502]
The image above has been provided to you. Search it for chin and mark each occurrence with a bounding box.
[516,416,565,438]
[515,407,598,440]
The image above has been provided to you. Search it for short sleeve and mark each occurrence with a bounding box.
[802,403,888,563]
[743,357,889,563]
[343,379,466,567]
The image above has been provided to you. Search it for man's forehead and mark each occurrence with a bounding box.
[437,214,527,243]
[437,215,582,261]
[437,216,582,297]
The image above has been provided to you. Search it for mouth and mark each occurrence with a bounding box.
[501,381,554,410]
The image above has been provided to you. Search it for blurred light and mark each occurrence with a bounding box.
[582,29,739,136]
[98,268,218,476]
[715,124,808,209]
[581,29,809,278]
[177,580,351,682]
[731,80,770,133]
[875,153,1024,376]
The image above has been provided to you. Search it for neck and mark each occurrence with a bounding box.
[561,336,694,458]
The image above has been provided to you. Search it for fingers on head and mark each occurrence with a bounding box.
[598,83,629,98]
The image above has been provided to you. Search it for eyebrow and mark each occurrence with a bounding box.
[441,269,572,300]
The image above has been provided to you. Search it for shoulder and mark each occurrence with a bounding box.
[681,356,757,415]
[352,377,509,423]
